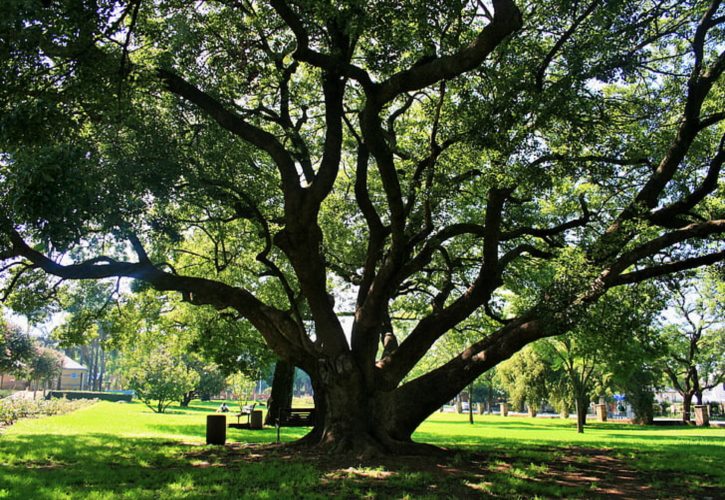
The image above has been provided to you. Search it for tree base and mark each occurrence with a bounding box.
[285,428,446,458]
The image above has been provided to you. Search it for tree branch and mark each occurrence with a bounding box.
[157,69,301,197]
[648,135,724,228]
[535,0,602,91]
[7,228,311,362]
[609,250,725,286]
[604,220,725,281]
[376,188,510,388]
[502,195,590,241]
[268,0,373,88]
[375,0,522,104]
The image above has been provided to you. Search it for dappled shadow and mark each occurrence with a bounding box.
[0,432,320,499]
[2,429,720,499]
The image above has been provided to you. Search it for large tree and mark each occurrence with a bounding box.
[1,0,723,454]
[660,274,724,422]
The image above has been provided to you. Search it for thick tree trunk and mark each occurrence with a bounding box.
[265,360,295,426]
[311,361,384,455]
[682,393,693,423]
[286,358,442,457]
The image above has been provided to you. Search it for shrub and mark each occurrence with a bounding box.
[46,391,132,402]
[0,397,94,426]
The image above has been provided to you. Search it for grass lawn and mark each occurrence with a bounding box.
[1,401,722,499]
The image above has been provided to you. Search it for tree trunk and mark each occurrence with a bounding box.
[265,360,295,426]
[682,393,693,423]
[286,357,443,457]
[180,391,194,407]
[468,383,474,424]
[575,396,589,433]
[98,348,106,392]
[310,361,384,455]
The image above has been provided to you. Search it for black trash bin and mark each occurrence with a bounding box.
[206,414,226,445]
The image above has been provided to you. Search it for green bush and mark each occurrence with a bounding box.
[0,397,94,425]
[46,391,132,402]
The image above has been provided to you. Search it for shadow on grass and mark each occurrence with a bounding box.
[3,428,722,499]
[0,433,320,500]
[0,432,585,499]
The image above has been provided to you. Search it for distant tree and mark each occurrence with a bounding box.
[542,285,664,431]
[29,347,63,392]
[660,275,724,423]
[496,346,548,416]
[471,369,505,414]
[124,346,199,414]
[179,358,227,407]
[612,363,660,425]
[541,336,598,431]
[227,372,260,408]
[0,319,35,388]
[196,365,228,402]
[52,281,126,391]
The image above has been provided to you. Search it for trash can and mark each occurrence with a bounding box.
[206,414,226,445]
[694,405,710,427]
[250,410,263,430]
[596,404,607,422]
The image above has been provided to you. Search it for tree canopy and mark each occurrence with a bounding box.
[1,0,723,453]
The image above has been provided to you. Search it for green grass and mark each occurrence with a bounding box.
[1,402,723,499]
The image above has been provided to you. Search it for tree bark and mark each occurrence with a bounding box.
[265,360,296,426]
[682,393,693,423]
[285,357,447,457]
[575,396,589,433]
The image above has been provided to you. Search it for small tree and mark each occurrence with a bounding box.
[29,347,63,393]
[0,320,35,388]
[179,358,228,406]
[125,347,199,413]
[614,365,659,425]
[496,346,548,416]
[471,369,504,414]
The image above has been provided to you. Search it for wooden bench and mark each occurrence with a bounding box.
[274,407,315,443]
[229,403,256,428]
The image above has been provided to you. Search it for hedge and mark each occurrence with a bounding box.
[46,391,132,402]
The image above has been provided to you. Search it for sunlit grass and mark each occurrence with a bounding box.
[1,401,723,498]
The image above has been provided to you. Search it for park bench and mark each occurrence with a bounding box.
[274,407,315,443]
[229,403,256,428]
